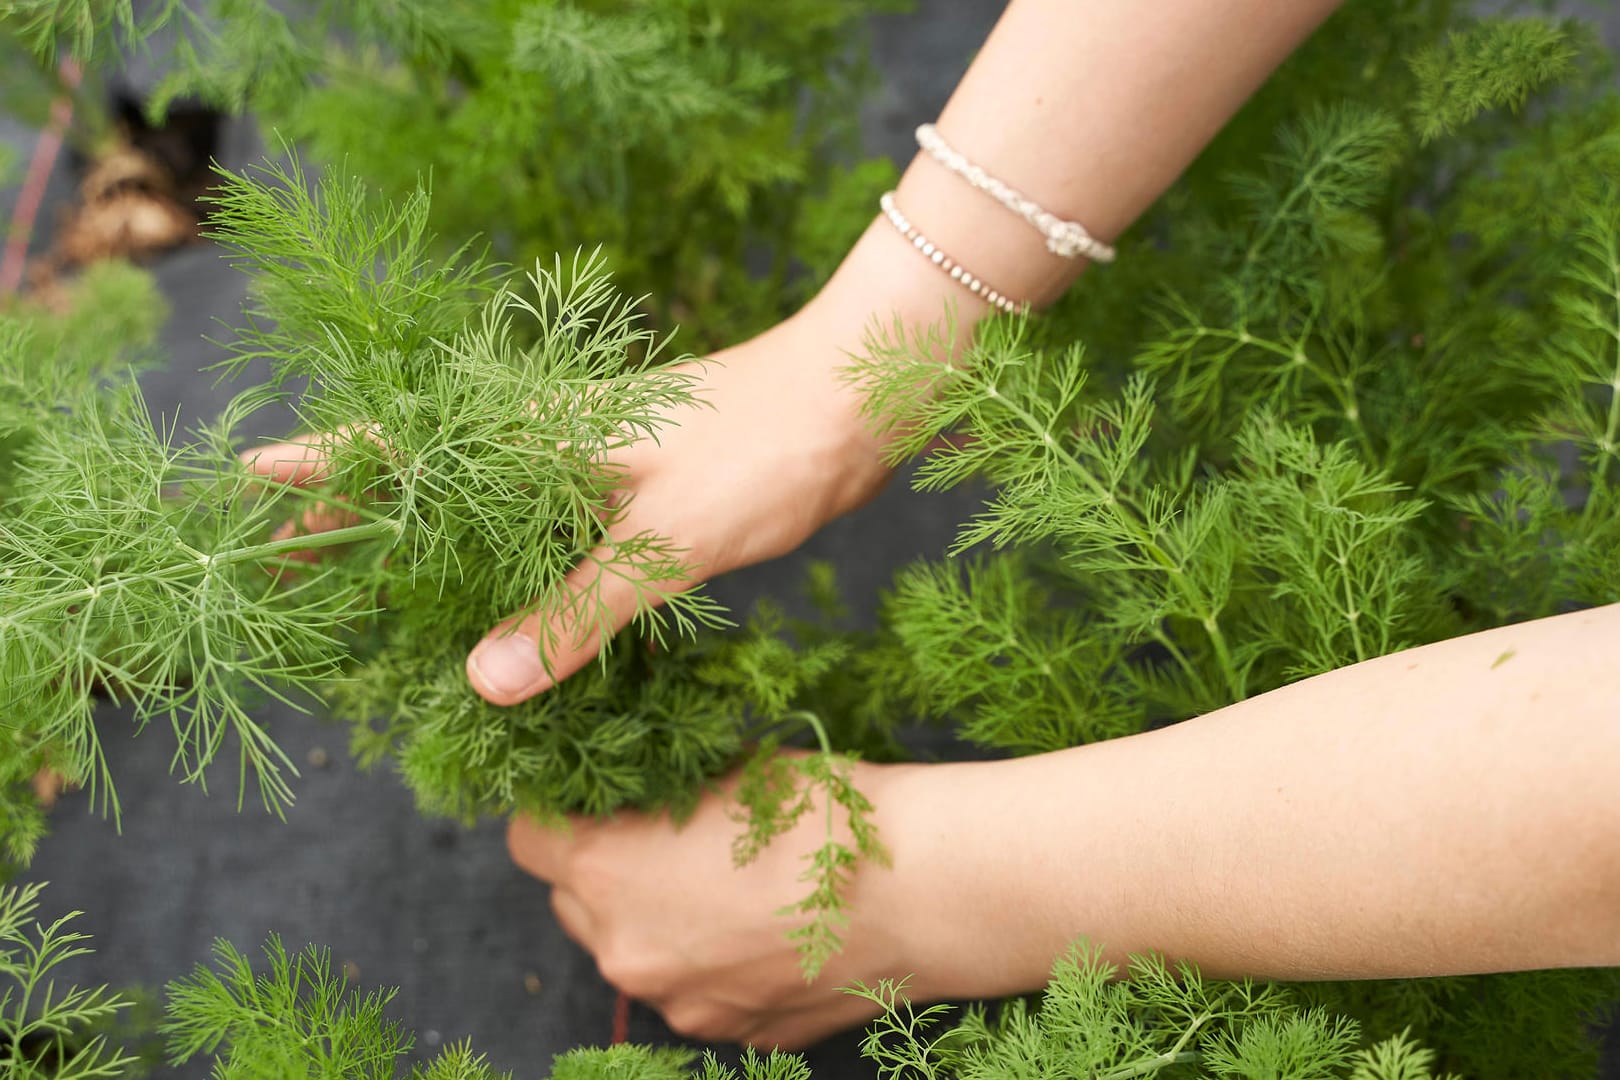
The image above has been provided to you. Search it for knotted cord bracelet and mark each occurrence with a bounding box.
[878,191,1023,315]
[915,123,1117,264]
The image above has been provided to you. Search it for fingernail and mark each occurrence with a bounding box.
[470,633,551,699]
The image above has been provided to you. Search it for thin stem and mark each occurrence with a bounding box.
[207,519,399,566]
[171,468,399,526]
[1096,1011,1212,1080]
[1150,626,1203,688]
[1242,116,1372,265]
[977,375,1245,700]
[1098,1050,1200,1080]
[1,58,82,295]
[1201,614,1239,693]
[0,520,398,628]
[784,710,835,756]
[1594,246,1620,503]
[1182,324,1376,462]
[1330,532,1368,662]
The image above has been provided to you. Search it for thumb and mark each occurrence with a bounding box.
[466,543,684,706]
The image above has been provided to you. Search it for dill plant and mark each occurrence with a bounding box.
[837,7,1620,1074]
[156,937,1481,1079]
[0,0,902,346]
[0,884,1479,1080]
[0,152,888,971]
[0,882,135,1079]
[2,0,1620,1075]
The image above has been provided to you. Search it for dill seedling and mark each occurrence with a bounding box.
[0,882,135,1080]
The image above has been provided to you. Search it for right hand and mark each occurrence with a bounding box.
[241,303,895,707]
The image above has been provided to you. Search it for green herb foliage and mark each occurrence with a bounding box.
[0,884,1509,1080]
[3,0,1620,1072]
[160,941,1479,1080]
[0,883,134,1079]
[0,156,887,971]
[0,0,901,347]
[842,7,1620,1073]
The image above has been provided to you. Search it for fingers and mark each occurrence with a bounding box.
[639,983,882,1049]
[508,816,603,947]
[240,432,337,487]
[737,995,886,1052]
[467,541,685,706]
[506,813,586,883]
[504,809,884,1051]
[549,888,597,946]
[243,427,378,561]
[241,422,386,486]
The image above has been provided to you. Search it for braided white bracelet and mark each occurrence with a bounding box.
[878,191,1022,315]
[915,123,1116,264]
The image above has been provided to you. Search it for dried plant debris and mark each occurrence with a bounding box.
[16,94,220,297]
[52,140,195,266]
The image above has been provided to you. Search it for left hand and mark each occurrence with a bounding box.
[505,757,920,1050]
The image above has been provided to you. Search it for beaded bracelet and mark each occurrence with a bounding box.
[915,123,1116,264]
[878,191,1022,315]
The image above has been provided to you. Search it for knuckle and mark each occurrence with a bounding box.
[548,889,594,946]
[659,1000,735,1042]
[506,815,591,883]
[504,817,534,870]
[560,837,616,891]
[594,947,667,999]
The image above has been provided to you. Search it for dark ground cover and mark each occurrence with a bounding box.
[3,2,1619,1075]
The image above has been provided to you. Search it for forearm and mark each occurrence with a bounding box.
[878,604,1620,1000]
[809,0,1344,331]
[790,0,1343,476]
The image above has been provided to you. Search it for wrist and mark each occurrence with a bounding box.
[710,301,891,524]
[782,218,994,479]
[804,215,996,341]
[891,158,1082,310]
[855,757,1063,1002]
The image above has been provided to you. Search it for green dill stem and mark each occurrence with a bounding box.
[784,710,840,971]
[1021,631,1089,722]
[173,468,399,526]
[1097,1051,1200,1080]
[9,952,31,1064]
[1,520,398,628]
[203,519,400,566]
[1149,627,1201,686]
[784,711,836,757]
[980,378,1245,700]
[949,592,1096,719]
[1595,246,1620,503]
[1095,1011,1212,1080]
[1330,532,1368,662]
[1199,614,1240,696]
[1242,117,1368,266]
[1189,325,1375,462]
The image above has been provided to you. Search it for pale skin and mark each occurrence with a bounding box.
[242,0,1620,1053]
[506,607,1620,1047]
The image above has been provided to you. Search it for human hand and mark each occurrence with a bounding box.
[504,756,928,1050]
[242,302,895,705]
